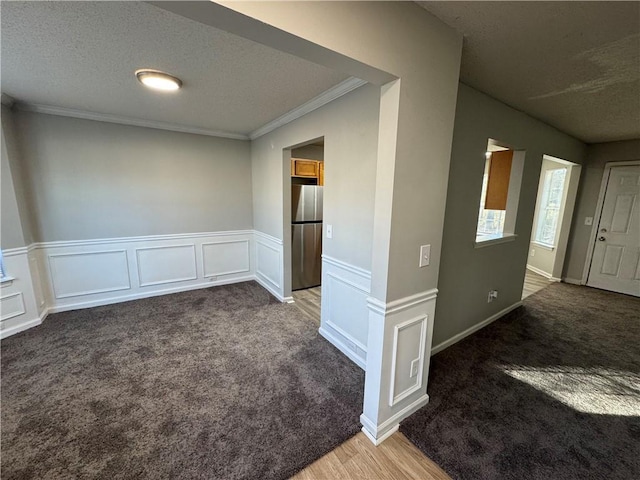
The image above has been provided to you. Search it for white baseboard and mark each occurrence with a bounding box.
[562,277,583,285]
[430,301,523,355]
[0,317,42,340]
[361,424,398,446]
[319,327,366,370]
[526,264,552,279]
[360,393,430,445]
[47,275,254,314]
[254,274,289,303]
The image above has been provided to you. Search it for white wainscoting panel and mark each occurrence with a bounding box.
[389,315,427,406]
[49,250,131,298]
[136,244,197,287]
[254,232,284,301]
[361,288,437,444]
[0,248,43,339]
[38,231,255,313]
[202,240,250,278]
[319,256,371,369]
[2,230,287,337]
[0,292,26,321]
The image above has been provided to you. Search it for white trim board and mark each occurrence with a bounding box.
[249,77,367,139]
[367,288,438,316]
[29,230,255,250]
[321,255,371,280]
[17,103,250,140]
[254,274,291,303]
[360,393,430,445]
[0,309,49,341]
[526,264,552,279]
[431,301,523,355]
[47,275,255,314]
[253,230,283,246]
[319,327,366,370]
[0,317,41,340]
[15,77,368,143]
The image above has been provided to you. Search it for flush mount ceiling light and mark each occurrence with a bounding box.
[135,69,182,92]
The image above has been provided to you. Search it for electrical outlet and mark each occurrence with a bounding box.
[531,249,536,257]
[326,224,333,239]
[419,244,431,267]
[487,290,498,303]
[410,359,419,378]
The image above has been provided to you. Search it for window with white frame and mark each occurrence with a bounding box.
[476,157,507,238]
[534,168,567,247]
[475,140,525,246]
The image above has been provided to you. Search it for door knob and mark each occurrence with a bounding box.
[598,236,606,241]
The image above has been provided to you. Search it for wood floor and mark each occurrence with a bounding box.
[291,287,451,479]
[522,268,552,299]
[289,270,555,478]
[292,286,321,325]
[292,432,451,480]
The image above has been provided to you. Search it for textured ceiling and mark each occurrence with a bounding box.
[0,1,349,136]
[418,1,640,144]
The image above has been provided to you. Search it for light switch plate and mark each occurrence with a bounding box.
[585,217,593,226]
[326,224,333,239]
[419,244,431,267]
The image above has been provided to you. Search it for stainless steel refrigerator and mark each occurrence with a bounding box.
[291,184,323,290]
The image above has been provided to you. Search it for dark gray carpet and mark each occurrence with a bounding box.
[1,281,364,479]
[401,282,640,480]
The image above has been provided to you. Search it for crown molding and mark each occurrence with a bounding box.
[249,76,367,140]
[15,103,250,141]
[13,77,367,142]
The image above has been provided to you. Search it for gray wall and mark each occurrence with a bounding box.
[291,145,323,161]
[1,106,34,248]
[1,120,24,249]
[434,84,586,346]
[251,83,379,273]
[563,139,640,281]
[15,112,253,242]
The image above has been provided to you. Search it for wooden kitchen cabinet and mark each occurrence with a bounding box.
[485,150,513,210]
[291,158,324,184]
[293,159,318,177]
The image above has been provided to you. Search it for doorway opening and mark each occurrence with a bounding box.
[286,138,325,325]
[524,155,581,298]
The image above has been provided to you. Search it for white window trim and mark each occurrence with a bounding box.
[474,233,518,248]
[531,241,554,251]
[533,167,567,248]
[474,145,525,247]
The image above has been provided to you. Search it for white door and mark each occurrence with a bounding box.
[587,165,640,296]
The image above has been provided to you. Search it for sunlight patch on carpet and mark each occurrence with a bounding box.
[502,365,640,417]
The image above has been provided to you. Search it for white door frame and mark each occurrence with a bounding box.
[581,160,640,285]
